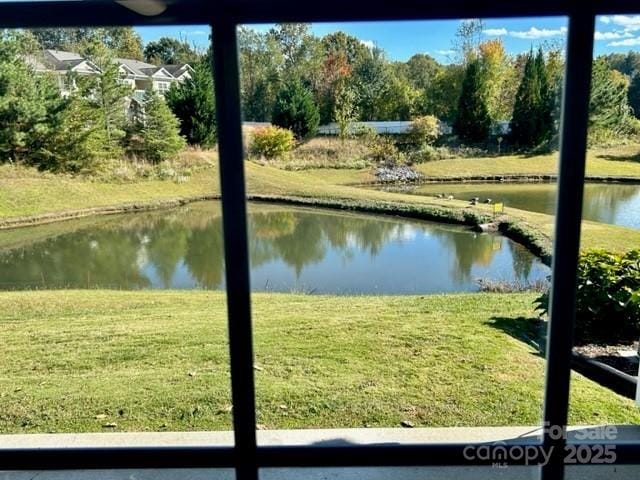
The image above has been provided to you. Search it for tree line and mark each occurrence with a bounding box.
[238,21,640,149]
[0,29,205,172]
[2,22,640,173]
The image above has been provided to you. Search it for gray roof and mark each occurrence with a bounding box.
[32,50,191,80]
[41,49,98,73]
[161,64,192,77]
[116,58,174,78]
[116,58,157,77]
[46,49,84,62]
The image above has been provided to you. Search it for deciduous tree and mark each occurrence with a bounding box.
[144,37,200,65]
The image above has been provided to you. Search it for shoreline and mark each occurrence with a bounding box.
[365,173,640,185]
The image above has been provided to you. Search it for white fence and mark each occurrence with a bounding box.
[244,120,510,137]
[317,121,454,136]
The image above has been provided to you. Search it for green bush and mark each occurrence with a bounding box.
[405,145,450,164]
[535,249,640,344]
[407,115,439,146]
[250,126,294,159]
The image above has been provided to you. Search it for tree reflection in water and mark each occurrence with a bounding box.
[0,202,549,293]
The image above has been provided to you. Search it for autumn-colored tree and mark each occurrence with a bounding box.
[479,39,510,122]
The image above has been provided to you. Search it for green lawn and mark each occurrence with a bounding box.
[0,290,638,433]
[415,147,640,178]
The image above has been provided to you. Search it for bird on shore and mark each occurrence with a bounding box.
[435,193,445,199]
[447,194,454,200]
[469,197,478,205]
[484,198,492,204]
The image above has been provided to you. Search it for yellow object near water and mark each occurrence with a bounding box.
[493,202,504,214]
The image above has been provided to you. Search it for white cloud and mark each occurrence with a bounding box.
[594,30,633,40]
[508,26,567,40]
[179,29,209,36]
[600,16,611,24]
[435,49,455,56]
[360,39,375,49]
[483,28,507,36]
[606,15,640,31]
[608,36,640,47]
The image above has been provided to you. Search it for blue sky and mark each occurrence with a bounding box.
[138,15,640,62]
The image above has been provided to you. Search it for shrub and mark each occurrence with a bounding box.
[535,249,640,344]
[250,126,294,159]
[369,135,402,166]
[407,115,439,146]
[405,145,449,164]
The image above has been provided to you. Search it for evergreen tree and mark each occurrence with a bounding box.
[164,59,216,147]
[629,73,640,119]
[454,58,491,143]
[0,36,67,166]
[533,49,553,144]
[272,79,319,139]
[589,58,633,136]
[140,91,186,163]
[40,91,102,172]
[82,44,130,159]
[510,49,553,148]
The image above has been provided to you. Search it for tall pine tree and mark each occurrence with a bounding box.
[589,58,633,136]
[272,78,319,139]
[0,35,68,166]
[165,59,217,147]
[454,58,491,143]
[510,49,553,148]
[140,91,186,163]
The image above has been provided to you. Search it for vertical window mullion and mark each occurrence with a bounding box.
[211,19,259,480]
[540,9,595,480]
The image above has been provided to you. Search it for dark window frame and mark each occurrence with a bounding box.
[1,2,640,480]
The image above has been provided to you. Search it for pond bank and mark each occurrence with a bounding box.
[367,173,640,186]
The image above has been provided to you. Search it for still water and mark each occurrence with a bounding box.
[0,202,549,293]
[376,183,640,229]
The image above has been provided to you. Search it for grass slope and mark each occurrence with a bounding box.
[2,149,640,254]
[0,290,638,433]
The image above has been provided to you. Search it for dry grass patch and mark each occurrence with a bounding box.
[264,137,373,170]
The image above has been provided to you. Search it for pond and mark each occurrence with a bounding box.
[0,202,549,294]
[374,182,640,229]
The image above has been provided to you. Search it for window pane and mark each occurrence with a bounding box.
[235,18,596,439]
[0,25,234,434]
[566,13,640,429]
